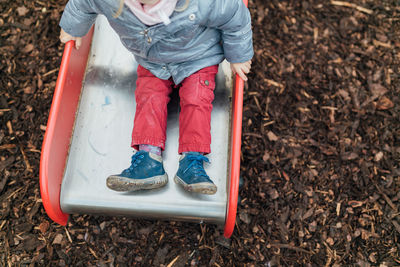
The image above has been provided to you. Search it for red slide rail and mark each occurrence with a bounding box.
[223,0,248,238]
[39,28,94,225]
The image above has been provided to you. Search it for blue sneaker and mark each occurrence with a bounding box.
[174,152,217,195]
[106,150,168,192]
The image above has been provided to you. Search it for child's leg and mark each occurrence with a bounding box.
[178,65,219,154]
[106,65,172,192]
[174,65,219,195]
[131,65,174,151]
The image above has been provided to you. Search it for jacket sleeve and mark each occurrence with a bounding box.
[59,0,99,37]
[200,0,254,63]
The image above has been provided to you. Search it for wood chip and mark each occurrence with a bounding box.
[52,234,63,245]
[166,255,180,267]
[331,1,373,14]
[267,131,279,141]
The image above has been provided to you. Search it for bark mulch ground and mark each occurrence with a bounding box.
[1,0,399,266]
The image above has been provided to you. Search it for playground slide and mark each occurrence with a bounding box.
[40,1,246,238]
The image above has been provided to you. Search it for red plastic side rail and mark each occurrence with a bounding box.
[223,0,248,238]
[40,29,93,225]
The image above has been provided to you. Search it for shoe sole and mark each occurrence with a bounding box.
[174,176,217,195]
[106,174,168,192]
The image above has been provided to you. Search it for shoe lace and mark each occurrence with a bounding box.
[184,154,210,177]
[129,151,146,170]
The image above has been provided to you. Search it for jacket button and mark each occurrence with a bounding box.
[147,37,152,43]
[189,14,195,21]
[204,80,209,86]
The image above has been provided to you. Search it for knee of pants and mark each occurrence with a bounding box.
[135,90,170,106]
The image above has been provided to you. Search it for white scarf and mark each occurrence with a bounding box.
[124,0,178,26]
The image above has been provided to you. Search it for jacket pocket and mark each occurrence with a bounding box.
[120,36,143,55]
[165,19,201,45]
[173,24,199,39]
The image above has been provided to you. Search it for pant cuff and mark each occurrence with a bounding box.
[132,136,166,151]
[179,143,211,155]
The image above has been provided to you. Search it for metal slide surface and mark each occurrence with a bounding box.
[60,16,232,224]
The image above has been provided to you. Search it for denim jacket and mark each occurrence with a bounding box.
[60,0,254,84]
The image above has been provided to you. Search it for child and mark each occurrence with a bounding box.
[59,0,253,195]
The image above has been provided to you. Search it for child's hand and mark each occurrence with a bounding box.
[60,29,82,49]
[230,60,252,81]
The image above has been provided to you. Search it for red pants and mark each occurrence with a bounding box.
[131,65,219,154]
